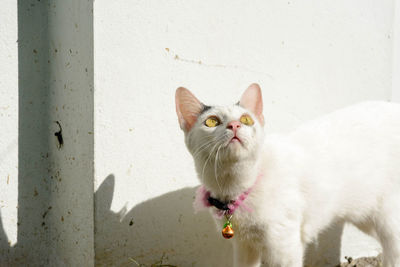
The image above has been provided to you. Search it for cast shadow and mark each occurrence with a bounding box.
[95,175,233,267]
[1,172,345,266]
[0,210,12,266]
[95,175,344,267]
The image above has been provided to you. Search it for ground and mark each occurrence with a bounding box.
[340,254,382,267]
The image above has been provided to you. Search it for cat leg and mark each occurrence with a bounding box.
[304,220,344,267]
[233,240,262,267]
[376,221,400,267]
[267,241,304,267]
[264,229,304,267]
[375,196,400,267]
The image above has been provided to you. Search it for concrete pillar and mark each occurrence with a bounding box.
[16,0,94,265]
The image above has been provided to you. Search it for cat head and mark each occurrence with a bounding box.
[175,84,265,182]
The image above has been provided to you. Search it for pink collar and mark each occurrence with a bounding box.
[193,174,262,217]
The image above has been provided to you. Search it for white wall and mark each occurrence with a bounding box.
[392,0,400,103]
[94,0,394,266]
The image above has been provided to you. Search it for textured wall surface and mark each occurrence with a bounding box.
[94,0,394,266]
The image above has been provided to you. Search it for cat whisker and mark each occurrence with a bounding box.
[201,142,221,185]
[192,140,214,159]
[214,144,223,192]
[192,135,227,160]
[212,134,231,192]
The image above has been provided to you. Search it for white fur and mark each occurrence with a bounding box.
[177,89,400,267]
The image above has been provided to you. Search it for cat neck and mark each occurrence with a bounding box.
[199,158,261,201]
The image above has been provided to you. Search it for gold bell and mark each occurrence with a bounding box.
[222,223,234,239]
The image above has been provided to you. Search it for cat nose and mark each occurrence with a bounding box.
[227,121,241,132]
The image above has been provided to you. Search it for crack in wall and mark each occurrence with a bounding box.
[165,48,273,79]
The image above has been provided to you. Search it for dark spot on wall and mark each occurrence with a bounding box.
[42,206,52,219]
[54,121,63,149]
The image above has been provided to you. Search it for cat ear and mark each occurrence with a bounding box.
[175,87,204,132]
[239,83,264,125]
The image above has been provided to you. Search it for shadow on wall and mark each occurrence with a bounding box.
[95,175,345,267]
[0,175,233,266]
[0,210,11,265]
[95,175,233,267]
[1,173,344,266]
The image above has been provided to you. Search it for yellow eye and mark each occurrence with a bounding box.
[240,114,254,126]
[205,117,220,127]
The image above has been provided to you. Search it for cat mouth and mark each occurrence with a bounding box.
[230,136,242,144]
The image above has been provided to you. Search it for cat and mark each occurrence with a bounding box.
[175,83,400,267]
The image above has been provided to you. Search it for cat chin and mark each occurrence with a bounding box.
[223,145,251,162]
[226,140,242,150]
[226,145,245,158]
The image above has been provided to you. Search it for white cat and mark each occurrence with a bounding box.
[175,83,400,267]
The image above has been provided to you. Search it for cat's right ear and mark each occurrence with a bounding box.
[239,83,264,125]
[175,87,204,132]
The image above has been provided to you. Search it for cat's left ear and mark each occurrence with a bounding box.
[239,83,264,125]
[175,87,204,132]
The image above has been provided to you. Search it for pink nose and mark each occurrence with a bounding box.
[227,121,241,133]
